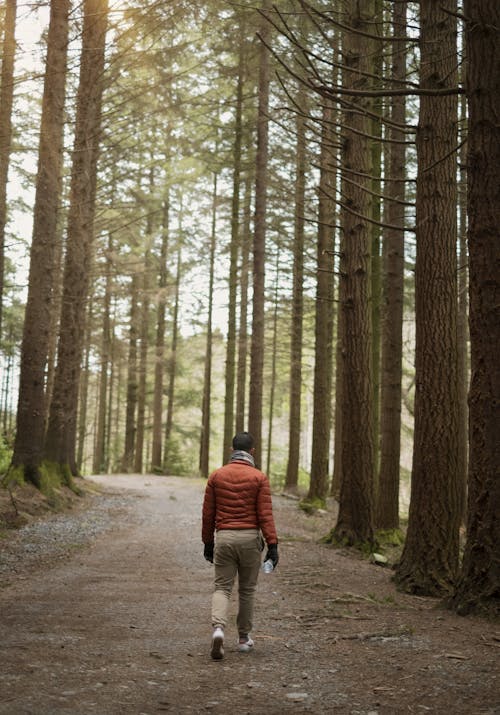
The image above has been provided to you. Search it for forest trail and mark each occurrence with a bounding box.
[0,475,498,715]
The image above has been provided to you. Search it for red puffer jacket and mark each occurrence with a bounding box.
[202,460,278,546]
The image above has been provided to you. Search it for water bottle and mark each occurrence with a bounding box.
[262,559,274,573]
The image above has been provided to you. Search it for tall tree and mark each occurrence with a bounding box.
[199,172,217,478]
[235,169,253,434]
[11,0,70,485]
[44,0,109,476]
[163,243,181,473]
[93,230,114,474]
[456,89,468,523]
[151,197,170,473]
[0,0,17,339]
[370,0,384,472]
[248,0,271,468]
[376,0,407,530]
[451,0,500,616]
[331,1,375,546]
[395,0,460,595]
[265,245,281,477]
[121,272,139,472]
[134,246,151,474]
[222,31,245,463]
[308,99,335,502]
[285,81,306,493]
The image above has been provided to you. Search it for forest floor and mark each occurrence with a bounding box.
[0,474,499,715]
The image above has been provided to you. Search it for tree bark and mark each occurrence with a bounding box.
[332,0,375,546]
[151,197,170,473]
[76,296,93,471]
[370,0,384,477]
[235,169,253,434]
[121,272,139,472]
[222,37,244,464]
[199,173,217,478]
[266,247,281,477]
[285,81,306,493]
[163,244,181,473]
[394,0,460,595]
[451,0,500,616]
[376,0,407,530]
[93,232,113,474]
[12,0,69,484]
[248,0,270,469]
[308,100,335,502]
[134,247,151,475]
[0,0,17,339]
[44,0,108,476]
[456,89,469,524]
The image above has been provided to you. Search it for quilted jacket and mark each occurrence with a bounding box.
[202,459,278,546]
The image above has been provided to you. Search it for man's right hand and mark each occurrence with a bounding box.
[265,543,279,568]
[203,542,214,563]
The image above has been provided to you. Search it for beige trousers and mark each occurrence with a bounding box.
[212,529,262,635]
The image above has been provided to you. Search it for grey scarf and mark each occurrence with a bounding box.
[230,450,255,467]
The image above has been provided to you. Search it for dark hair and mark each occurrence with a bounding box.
[232,431,254,452]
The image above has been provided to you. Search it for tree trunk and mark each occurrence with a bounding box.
[456,89,469,524]
[235,169,253,434]
[370,0,384,477]
[308,100,335,502]
[332,1,375,547]
[76,296,93,471]
[248,0,270,469]
[376,0,407,530]
[266,247,281,478]
[44,215,64,435]
[450,0,500,616]
[394,0,460,596]
[222,38,244,464]
[285,80,306,493]
[199,173,217,478]
[0,0,17,339]
[122,273,139,472]
[93,232,113,474]
[44,0,108,477]
[151,197,170,473]
[163,244,181,473]
[11,0,69,485]
[135,183,155,474]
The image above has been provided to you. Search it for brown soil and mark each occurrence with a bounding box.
[0,474,498,714]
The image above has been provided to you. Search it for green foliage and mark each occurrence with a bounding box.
[38,461,81,499]
[376,528,405,547]
[269,461,310,493]
[299,496,326,514]
[1,464,24,489]
[321,529,379,556]
[0,435,13,476]
[163,436,196,477]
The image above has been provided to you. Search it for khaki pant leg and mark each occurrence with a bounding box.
[211,532,238,629]
[235,532,262,636]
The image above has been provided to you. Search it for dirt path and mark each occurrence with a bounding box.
[0,474,498,714]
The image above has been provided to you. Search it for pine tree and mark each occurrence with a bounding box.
[395,0,460,595]
[44,0,109,477]
[11,0,70,485]
[451,0,500,616]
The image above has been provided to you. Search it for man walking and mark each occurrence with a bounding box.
[202,431,279,660]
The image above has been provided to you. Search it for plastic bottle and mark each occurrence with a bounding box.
[262,559,274,573]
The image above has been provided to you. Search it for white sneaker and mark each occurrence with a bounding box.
[211,627,224,660]
[238,635,254,653]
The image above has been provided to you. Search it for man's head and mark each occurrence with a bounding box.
[232,431,254,454]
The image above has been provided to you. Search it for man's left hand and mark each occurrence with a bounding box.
[265,543,279,568]
[204,542,214,563]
